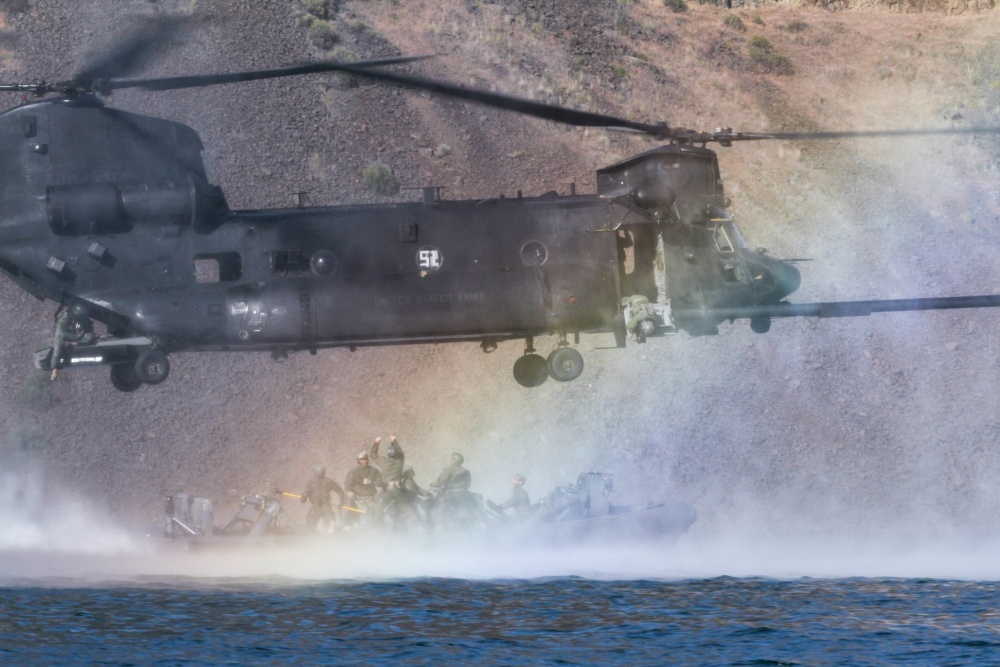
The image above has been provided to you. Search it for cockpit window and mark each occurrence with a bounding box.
[725,222,748,249]
[715,226,735,253]
[715,222,748,253]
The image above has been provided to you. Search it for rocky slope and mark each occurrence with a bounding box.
[0,0,997,542]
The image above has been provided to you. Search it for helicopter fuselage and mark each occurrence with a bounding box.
[0,95,818,390]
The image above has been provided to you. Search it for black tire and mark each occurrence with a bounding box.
[513,353,548,388]
[750,315,771,334]
[547,347,584,382]
[135,349,170,385]
[110,363,142,392]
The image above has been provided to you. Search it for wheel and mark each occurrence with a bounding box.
[547,347,584,382]
[750,315,771,334]
[513,353,548,388]
[135,349,170,385]
[110,363,142,392]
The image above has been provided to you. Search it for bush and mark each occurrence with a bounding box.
[303,0,335,20]
[309,21,337,50]
[724,14,746,31]
[363,163,400,196]
[748,35,794,75]
[782,20,809,33]
[662,0,688,12]
[751,14,764,26]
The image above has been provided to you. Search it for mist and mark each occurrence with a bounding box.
[0,1,997,588]
[3,468,1000,585]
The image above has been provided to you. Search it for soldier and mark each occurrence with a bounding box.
[392,466,432,530]
[301,464,344,532]
[370,435,405,484]
[490,473,531,521]
[623,294,658,342]
[400,466,431,503]
[370,435,405,525]
[343,451,384,526]
[430,452,472,495]
[429,452,475,530]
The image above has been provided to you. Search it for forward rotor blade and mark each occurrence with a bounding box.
[328,64,673,138]
[715,127,1000,142]
[675,294,1000,321]
[108,55,435,93]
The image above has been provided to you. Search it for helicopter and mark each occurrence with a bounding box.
[1,19,999,392]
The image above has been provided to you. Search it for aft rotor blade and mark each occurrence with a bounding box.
[675,294,1000,321]
[108,55,436,92]
[75,15,192,86]
[328,64,672,138]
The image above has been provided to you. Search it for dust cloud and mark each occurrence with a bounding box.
[0,469,135,554]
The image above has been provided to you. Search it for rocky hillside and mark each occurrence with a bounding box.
[0,0,997,542]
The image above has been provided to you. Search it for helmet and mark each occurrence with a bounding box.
[387,441,402,460]
[313,464,325,478]
[357,451,369,461]
[402,466,415,479]
[513,473,526,484]
[451,452,464,465]
[630,294,649,307]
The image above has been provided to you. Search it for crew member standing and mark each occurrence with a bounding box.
[343,451,384,526]
[430,452,473,529]
[301,464,344,532]
[370,435,405,524]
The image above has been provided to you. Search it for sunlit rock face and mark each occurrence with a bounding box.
[0,0,996,560]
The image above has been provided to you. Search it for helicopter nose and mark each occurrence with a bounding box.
[772,261,801,300]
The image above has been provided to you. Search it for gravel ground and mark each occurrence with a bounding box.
[0,0,997,545]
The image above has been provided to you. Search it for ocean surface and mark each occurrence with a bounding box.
[3,540,1000,666]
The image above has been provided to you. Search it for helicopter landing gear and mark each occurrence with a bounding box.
[513,337,548,388]
[512,336,585,386]
[513,354,548,388]
[750,315,771,334]
[547,346,584,382]
[135,349,170,385]
[110,363,143,392]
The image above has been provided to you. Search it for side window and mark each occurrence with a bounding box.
[271,250,308,275]
[714,226,735,253]
[719,259,751,285]
[194,252,241,283]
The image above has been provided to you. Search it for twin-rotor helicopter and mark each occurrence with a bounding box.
[1,18,998,391]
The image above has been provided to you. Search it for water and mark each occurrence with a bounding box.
[3,543,1000,666]
[3,473,1000,665]
[1,576,998,666]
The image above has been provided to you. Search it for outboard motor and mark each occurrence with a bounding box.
[578,472,613,519]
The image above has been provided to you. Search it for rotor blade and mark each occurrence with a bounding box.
[323,63,673,138]
[675,294,1000,321]
[714,127,1000,143]
[75,15,192,86]
[107,55,436,92]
